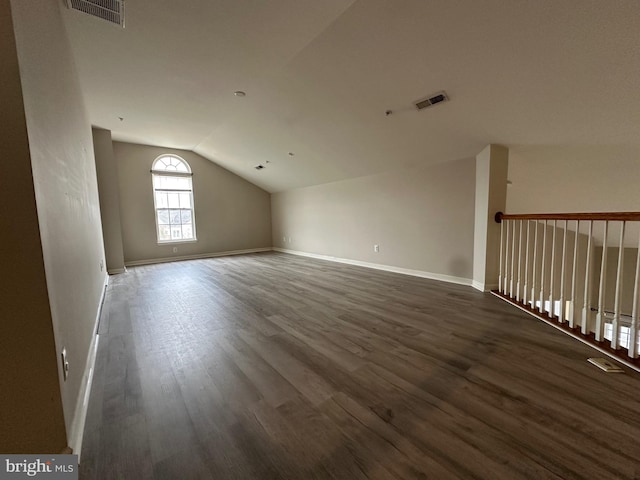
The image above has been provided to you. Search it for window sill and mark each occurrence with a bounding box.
[157,239,198,245]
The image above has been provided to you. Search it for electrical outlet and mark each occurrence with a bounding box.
[172,247,178,253]
[99,259,104,271]
[283,236,286,242]
[61,348,69,381]
[374,244,380,253]
[288,237,292,243]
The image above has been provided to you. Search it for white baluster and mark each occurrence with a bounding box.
[510,220,516,298]
[582,221,594,335]
[559,220,567,323]
[499,217,504,294]
[516,220,523,302]
[569,220,579,328]
[503,219,510,294]
[611,222,626,350]
[630,230,640,358]
[549,220,557,318]
[539,220,547,313]
[531,220,538,307]
[523,220,531,306]
[596,221,609,342]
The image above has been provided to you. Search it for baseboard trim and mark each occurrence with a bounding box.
[68,273,107,461]
[472,280,500,292]
[107,267,126,275]
[124,247,273,267]
[273,248,472,287]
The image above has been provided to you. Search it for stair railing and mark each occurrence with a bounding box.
[495,212,640,369]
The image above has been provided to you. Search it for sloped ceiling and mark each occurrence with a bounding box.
[61,0,640,193]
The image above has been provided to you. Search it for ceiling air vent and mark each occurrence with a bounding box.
[66,0,125,28]
[415,91,449,110]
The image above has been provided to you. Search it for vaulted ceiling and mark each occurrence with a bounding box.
[61,0,640,193]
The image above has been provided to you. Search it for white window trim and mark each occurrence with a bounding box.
[151,155,197,244]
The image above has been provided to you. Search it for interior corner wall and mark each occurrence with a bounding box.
[506,145,640,213]
[0,0,67,453]
[10,0,107,450]
[113,142,272,264]
[271,157,476,282]
[93,128,125,273]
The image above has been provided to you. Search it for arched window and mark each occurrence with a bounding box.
[151,155,196,243]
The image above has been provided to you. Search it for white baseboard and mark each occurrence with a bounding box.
[124,247,272,267]
[273,248,472,287]
[68,273,107,461]
[472,280,500,292]
[107,267,126,275]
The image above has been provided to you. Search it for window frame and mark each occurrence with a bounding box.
[151,155,198,245]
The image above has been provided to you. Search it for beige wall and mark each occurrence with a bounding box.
[507,145,640,214]
[271,157,476,281]
[113,142,272,263]
[6,0,107,451]
[93,128,125,273]
[0,0,67,453]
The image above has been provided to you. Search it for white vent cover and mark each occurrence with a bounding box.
[66,0,125,27]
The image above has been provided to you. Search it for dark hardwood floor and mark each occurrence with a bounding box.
[79,252,640,479]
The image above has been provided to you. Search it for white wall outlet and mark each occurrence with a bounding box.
[61,348,69,381]
[172,246,178,253]
[374,244,380,253]
[99,259,104,271]
[283,236,286,242]
[288,237,292,243]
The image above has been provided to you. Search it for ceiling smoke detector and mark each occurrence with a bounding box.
[66,0,125,28]
[415,91,449,110]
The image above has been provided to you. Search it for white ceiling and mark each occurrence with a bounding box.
[61,0,640,193]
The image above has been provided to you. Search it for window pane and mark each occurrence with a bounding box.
[181,210,192,224]
[158,225,171,241]
[168,192,180,208]
[182,225,193,239]
[157,209,169,225]
[171,227,182,240]
[153,156,190,173]
[169,209,181,224]
[155,192,168,209]
[179,192,191,208]
[154,175,190,190]
[174,160,188,173]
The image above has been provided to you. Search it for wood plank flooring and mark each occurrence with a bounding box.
[79,252,640,479]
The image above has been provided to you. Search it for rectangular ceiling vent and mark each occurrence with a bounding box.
[415,91,449,110]
[66,0,125,28]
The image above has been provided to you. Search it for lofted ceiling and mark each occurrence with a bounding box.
[61,0,640,193]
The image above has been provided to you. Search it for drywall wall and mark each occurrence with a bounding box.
[93,128,125,273]
[10,0,107,451]
[271,157,476,282]
[0,1,67,453]
[113,142,272,263]
[473,144,508,291]
[507,145,640,213]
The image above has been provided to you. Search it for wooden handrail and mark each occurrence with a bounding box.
[495,212,640,223]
